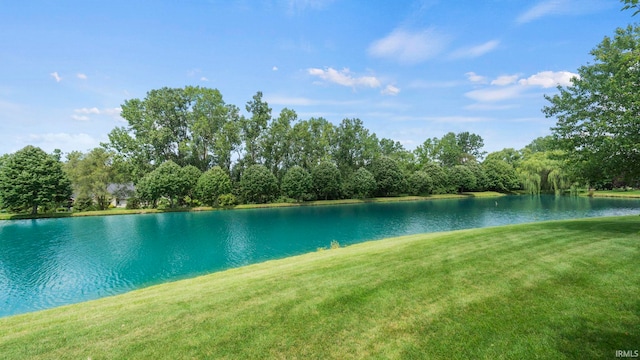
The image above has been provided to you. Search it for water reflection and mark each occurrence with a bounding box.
[0,195,638,317]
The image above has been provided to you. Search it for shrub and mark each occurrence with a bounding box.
[195,166,232,206]
[218,193,238,207]
[125,197,141,210]
[345,167,377,199]
[312,161,341,200]
[370,156,405,196]
[407,171,433,195]
[281,166,312,202]
[239,165,279,204]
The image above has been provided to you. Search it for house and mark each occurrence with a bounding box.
[107,183,135,208]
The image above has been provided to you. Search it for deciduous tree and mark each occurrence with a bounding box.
[544,25,640,184]
[0,146,72,214]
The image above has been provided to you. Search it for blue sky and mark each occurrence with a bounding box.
[0,0,633,156]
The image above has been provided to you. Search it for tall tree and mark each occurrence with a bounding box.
[290,117,335,170]
[64,148,115,210]
[242,91,271,165]
[261,108,296,178]
[333,118,379,177]
[0,146,72,214]
[544,25,640,184]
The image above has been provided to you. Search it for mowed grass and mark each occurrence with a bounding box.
[1,216,639,359]
[590,190,640,198]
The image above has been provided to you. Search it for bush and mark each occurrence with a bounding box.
[407,171,432,195]
[239,165,279,204]
[344,167,377,199]
[370,156,405,196]
[217,193,238,207]
[125,197,141,210]
[312,161,342,200]
[195,166,232,206]
[281,166,312,202]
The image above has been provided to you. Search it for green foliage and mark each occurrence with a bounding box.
[407,171,433,196]
[242,91,272,165]
[217,193,238,207]
[261,108,296,178]
[482,159,520,192]
[289,117,335,170]
[422,162,451,194]
[239,164,278,204]
[64,148,115,210]
[344,167,377,199]
[195,166,232,206]
[415,132,486,167]
[448,165,477,193]
[544,25,640,184]
[333,118,379,176]
[0,146,72,214]
[518,150,572,195]
[180,165,202,205]
[125,196,141,210]
[311,161,342,200]
[281,166,312,202]
[370,156,406,196]
[136,160,187,208]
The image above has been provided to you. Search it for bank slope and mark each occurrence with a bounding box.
[1,216,638,359]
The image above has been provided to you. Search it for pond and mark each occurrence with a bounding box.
[0,195,638,317]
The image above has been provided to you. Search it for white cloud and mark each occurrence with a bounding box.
[200,77,209,82]
[272,66,279,71]
[308,67,381,88]
[465,72,487,84]
[71,107,123,122]
[450,40,500,59]
[368,27,450,64]
[491,74,520,86]
[50,72,62,82]
[20,133,101,153]
[381,84,400,96]
[102,107,122,117]
[516,0,610,24]
[518,70,578,88]
[75,107,100,115]
[465,86,524,102]
[71,115,90,121]
[77,73,87,80]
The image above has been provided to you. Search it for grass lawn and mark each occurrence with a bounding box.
[588,190,640,198]
[1,216,638,359]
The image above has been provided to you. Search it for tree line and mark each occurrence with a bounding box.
[0,84,573,214]
[3,1,640,214]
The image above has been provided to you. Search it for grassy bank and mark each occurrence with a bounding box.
[588,190,640,198]
[0,191,505,220]
[1,216,638,359]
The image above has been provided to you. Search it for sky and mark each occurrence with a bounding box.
[0,0,634,156]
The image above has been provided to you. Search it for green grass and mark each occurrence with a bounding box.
[1,216,638,359]
[588,190,640,198]
[0,192,505,220]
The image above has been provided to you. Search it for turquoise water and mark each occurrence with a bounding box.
[0,195,638,317]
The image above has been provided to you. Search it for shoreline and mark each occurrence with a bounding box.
[0,191,507,221]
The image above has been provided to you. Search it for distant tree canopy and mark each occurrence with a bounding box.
[544,24,640,186]
[0,146,72,214]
